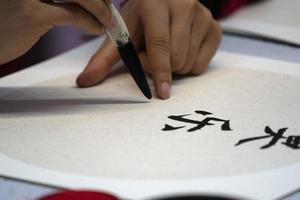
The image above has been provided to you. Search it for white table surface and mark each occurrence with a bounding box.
[1,33,300,200]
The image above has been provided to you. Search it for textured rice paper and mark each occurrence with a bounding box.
[220,0,300,46]
[0,38,300,200]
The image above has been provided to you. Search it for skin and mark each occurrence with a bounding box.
[77,0,222,99]
[0,0,222,100]
[0,0,112,65]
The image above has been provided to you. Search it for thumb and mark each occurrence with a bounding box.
[76,37,120,87]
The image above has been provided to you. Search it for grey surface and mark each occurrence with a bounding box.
[220,34,300,64]
[0,177,58,200]
[284,193,300,200]
[1,34,300,200]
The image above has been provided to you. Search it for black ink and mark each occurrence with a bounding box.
[282,135,300,149]
[116,32,130,46]
[235,126,300,150]
[117,39,152,99]
[195,110,213,116]
[116,40,124,47]
[162,110,232,133]
[162,124,185,131]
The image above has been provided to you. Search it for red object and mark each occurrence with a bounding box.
[0,59,19,78]
[39,190,120,200]
[219,0,259,18]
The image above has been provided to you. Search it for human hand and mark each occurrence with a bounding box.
[0,0,115,65]
[77,0,222,99]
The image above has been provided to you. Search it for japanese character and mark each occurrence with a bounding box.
[162,110,232,132]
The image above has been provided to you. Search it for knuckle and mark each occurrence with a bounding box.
[185,0,199,10]
[171,51,184,71]
[149,36,170,54]
[207,21,222,50]
[198,4,213,20]
[180,0,198,19]
[213,22,223,45]
[175,69,189,76]
[203,8,213,20]
[195,6,213,31]
[175,64,191,75]
[191,62,209,75]
[151,62,170,76]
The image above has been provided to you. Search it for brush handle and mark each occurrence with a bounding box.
[105,3,130,47]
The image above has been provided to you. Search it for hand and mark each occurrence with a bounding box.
[77,0,222,99]
[0,0,114,65]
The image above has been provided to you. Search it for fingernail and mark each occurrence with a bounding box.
[159,82,171,100]
[76,73,85,87]
[76,71,92,88]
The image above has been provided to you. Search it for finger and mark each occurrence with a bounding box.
[61,0,114,28]
[169,1,193,73]
[39,3,103,34]
[138,52,151,75]
[191,21,222,75]
[76,37,120,87]
[179,7,211,75]
[143,2,171,99]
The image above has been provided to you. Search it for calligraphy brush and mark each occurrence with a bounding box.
[106,2,152,99]
[50,0,152,99]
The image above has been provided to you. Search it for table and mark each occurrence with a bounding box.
[1,33,300,200]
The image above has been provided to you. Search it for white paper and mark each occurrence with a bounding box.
[0,37,300,200]
[220,0,300,46]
